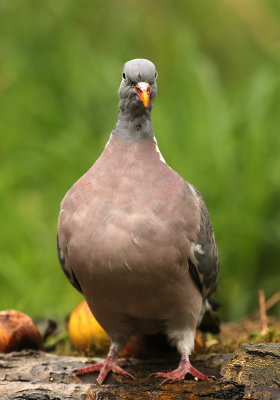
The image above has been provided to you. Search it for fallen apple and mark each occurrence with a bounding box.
[68,301,110,354]
[0,310,42,353]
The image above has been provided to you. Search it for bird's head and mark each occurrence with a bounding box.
[118,59,158,115]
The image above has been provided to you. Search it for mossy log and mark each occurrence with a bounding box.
[0,343,279,399]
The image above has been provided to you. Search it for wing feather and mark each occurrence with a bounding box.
[57,234,83,294]
[187,183,219,298]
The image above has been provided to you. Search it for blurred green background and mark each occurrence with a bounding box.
[0,0,280,322]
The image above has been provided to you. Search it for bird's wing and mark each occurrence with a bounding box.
[57,234,83,294]
[186,183,219,299]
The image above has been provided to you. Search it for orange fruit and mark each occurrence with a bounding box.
[0,310,42,353]
[68,301,110,354]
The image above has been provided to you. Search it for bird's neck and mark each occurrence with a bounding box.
[112,107,154,143]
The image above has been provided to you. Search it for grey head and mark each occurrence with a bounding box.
[118,59,158,116]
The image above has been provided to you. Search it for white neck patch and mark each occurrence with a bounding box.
[153,137,166,164]
[105,134,167,165]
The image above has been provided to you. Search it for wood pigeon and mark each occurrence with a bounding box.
[57,59,219,384]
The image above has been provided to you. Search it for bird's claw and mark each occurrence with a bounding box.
[109,365,135,382]
[73,360,135,384]
[148,360,209,383]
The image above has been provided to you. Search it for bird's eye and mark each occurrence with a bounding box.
[155,71,158,79]
[122,72,127,81]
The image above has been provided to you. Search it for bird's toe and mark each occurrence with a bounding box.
[74,359,134,384]
[149,360,209,383]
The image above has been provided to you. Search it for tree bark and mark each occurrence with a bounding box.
[221,342,280,399]
[0,343,279,399]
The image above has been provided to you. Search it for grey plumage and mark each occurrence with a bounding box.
[57,59,219,383]
[122,58,157,85]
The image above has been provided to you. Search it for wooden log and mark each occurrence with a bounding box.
[0,343,279,399]
[221,342,280,399]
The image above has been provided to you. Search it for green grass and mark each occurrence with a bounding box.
[0,0,280,320]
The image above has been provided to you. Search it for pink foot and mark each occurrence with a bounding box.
[150,359,209,383]
[74,357,134,384]
[73,343,135,384]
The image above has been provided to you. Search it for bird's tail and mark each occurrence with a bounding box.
[198,298,221,334]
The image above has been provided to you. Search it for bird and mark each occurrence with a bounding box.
[57,58,219,384]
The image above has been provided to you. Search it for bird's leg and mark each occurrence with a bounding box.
[74,343,134,384]
[150,329,208,383]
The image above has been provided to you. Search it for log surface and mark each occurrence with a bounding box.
[0,343,279,399]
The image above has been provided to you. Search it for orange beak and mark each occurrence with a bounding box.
[134,82,151,107]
